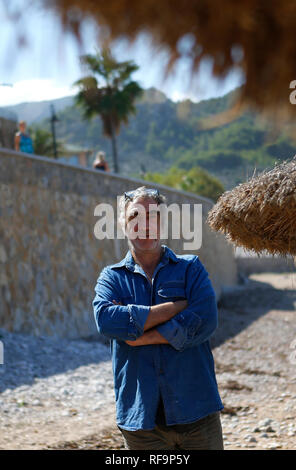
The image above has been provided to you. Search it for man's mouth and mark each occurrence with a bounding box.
[136,231,157,239]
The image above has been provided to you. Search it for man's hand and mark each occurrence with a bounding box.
[125,328,169,346]
[111,298,188,347]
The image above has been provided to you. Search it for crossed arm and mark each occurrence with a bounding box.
[93,260,218,351]
[112,299,188,347]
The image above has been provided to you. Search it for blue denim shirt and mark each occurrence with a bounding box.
[92,245,223,431]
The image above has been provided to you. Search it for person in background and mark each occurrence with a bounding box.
[93,151,110,172]
[14,121,34,154]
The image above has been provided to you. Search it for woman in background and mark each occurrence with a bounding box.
[93,151,110,172]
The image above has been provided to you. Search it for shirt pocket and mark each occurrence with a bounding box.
[157,280,186,301]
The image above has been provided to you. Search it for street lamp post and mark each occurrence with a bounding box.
[50,103,59,159]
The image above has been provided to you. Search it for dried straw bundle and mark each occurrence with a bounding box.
[207,157,296,256]
[45,0,296,118]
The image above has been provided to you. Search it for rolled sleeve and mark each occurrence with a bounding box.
[156,307,203,351]
[93,270,151,341]
[93,296,151,341]
[157,295,217,351]
[156,257,218,352]
[127,304,151,339]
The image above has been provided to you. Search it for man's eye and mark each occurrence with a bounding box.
[128,211,138,221]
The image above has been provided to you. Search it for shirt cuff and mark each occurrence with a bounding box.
[156,319,188,351]
[126,304,151,339]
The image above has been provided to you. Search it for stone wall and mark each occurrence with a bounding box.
[236,254,295,276]
[0,116,17,149]
[0,149,237,339]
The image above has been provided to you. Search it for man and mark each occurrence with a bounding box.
[92,186,224,450]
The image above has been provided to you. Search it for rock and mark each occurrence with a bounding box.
[259,418,273,427]
[266,426,276,433]
[267,443,282,450]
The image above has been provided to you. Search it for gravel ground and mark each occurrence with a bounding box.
[0,272,295,450]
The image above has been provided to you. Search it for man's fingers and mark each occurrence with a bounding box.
[125,340,138,346]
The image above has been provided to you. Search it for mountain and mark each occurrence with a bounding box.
[138,87,167,104]
[0,108,17,122]
[4,86,296,190]
[2,96,75,124]
[2,87,167,125]
[44,87,243,180]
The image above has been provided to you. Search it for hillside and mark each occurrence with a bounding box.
[3,96,75,125]
[5,87,296,189]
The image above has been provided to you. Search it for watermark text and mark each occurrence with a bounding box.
[94,198,203,250]
[289,80,296,104]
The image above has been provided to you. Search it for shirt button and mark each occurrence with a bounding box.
[159,369,164,374]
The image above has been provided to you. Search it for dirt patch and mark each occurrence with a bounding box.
[1,272,295,450]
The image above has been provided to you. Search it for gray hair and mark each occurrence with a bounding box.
[96,151,105,160]
[118,186,166,235]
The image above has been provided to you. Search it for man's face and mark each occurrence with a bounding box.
[125,196,161,251]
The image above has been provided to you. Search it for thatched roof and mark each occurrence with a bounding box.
[207,157,296,256]
[44,0,296,120]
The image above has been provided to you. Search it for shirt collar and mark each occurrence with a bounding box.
[109,244,179,271]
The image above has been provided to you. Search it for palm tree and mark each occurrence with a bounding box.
[74,48,143,173]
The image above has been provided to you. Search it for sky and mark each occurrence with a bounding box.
[0,1,244,107]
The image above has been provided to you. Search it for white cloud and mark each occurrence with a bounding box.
[0,79,76,106]
[170,90,200,103]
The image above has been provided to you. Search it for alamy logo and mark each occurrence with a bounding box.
[94,198,203,250]
[289,80,296,104]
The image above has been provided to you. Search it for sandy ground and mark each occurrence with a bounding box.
[1,272,295,450]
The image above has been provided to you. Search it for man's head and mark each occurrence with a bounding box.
[118,186,166,253]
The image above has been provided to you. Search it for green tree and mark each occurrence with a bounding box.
[29,126,65,158]
[73,48,143,173]
[143,166,224,202]
[178,167,225,202]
